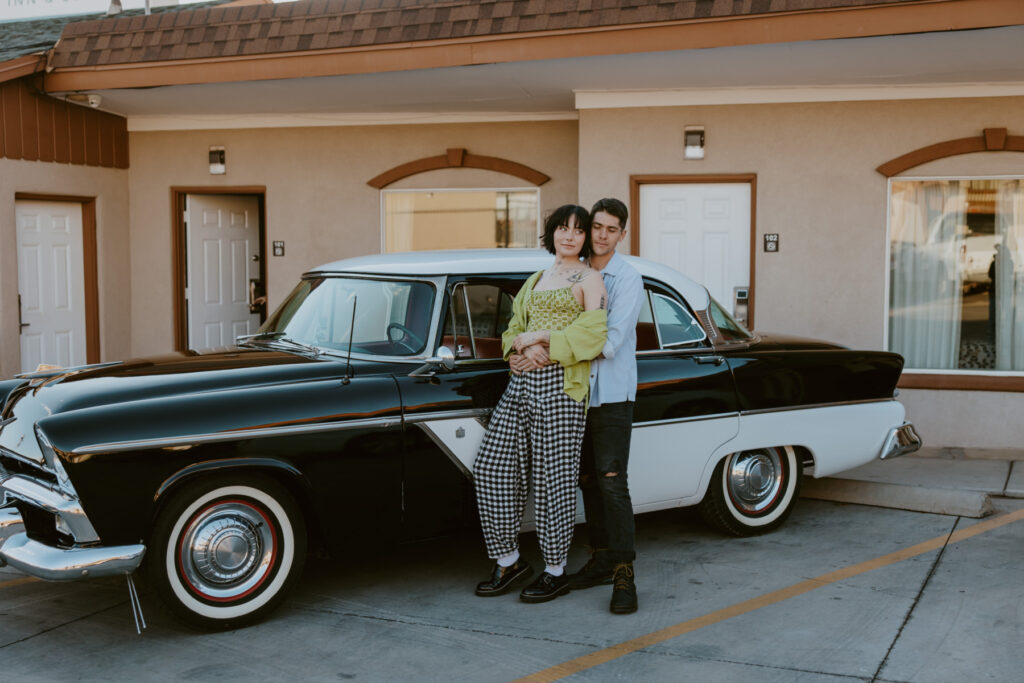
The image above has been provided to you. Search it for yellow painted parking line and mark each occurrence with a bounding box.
[0,577,40,589]
[516,507,1024,683]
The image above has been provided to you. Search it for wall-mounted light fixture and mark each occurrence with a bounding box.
[209,146,226,175]
[684,126,705,160]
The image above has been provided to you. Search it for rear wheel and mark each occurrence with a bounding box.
[148,474,306,629]
[698,446,801,536]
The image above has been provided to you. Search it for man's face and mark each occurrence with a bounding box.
[591,210,627,258]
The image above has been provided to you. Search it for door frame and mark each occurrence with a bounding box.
[14,193,100,365]
[629,174,758,329]
[171,186,267,352]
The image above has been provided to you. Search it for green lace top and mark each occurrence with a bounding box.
[526,287,584,334]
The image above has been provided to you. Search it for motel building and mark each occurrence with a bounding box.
[1,0,1023,454]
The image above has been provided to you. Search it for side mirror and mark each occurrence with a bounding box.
[408,346,456,377]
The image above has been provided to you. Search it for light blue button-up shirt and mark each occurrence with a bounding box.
[590,252,645,407]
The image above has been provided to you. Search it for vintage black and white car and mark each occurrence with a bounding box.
[0,249,921,628]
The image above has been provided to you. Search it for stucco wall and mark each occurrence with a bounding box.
[579,96,1024,449]
[127,119,578,356]
[0,159,130,378]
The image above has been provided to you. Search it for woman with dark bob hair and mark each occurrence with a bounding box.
[473,204,608,603]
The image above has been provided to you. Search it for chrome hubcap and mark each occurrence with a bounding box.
[179,502,275,599]
[727,449,784,514]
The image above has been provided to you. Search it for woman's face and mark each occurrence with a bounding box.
[553,213,586,259]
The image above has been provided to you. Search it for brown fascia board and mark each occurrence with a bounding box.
[0,54,47,85]
[42,0,1024,93]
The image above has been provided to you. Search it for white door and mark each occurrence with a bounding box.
[16,200,87,373]
[639,183,751,323]
[186,194,262,350]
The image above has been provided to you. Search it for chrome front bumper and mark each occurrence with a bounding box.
[0,503,145,581]
[879,422,922,460]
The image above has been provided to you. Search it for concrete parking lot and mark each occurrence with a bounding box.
[2,496,1022,682]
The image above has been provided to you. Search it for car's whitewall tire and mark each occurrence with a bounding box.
[148,475,306,629]
[698,446,801,536]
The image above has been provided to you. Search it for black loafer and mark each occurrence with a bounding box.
[475,560,532,597]
[519,571,570,603]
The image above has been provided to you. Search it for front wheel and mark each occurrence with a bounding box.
[698,446,802,536]
[147,474,307,629]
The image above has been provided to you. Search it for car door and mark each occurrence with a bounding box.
[629,280,740,508]
[396,274,527,541]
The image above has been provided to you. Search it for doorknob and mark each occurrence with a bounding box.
[18,295,29,330]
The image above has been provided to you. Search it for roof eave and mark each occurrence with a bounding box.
[0,54,47,86]
[42,0,1024,94]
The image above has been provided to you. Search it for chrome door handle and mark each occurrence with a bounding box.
[695,355,724,365]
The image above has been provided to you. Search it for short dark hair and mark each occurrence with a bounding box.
[541,204,593,258]
[590,197,629,231]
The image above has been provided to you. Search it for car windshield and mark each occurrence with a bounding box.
[708,297,753,342]
[259,277,435,356]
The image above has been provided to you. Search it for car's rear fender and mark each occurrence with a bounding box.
[693,399,909,501]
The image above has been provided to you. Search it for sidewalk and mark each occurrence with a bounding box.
[801,447,1024,518]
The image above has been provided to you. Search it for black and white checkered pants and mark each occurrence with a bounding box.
[475,363,586,567]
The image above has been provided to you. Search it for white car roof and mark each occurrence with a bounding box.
[311,249,711,310]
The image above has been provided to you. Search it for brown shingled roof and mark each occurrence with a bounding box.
[51,0,924,69]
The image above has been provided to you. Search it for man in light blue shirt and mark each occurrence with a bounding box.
[568,198,645,615]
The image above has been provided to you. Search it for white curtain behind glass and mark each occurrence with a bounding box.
[995,180,1024,370]
[890,181,965,369]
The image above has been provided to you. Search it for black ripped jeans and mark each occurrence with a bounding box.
[579,401,635,564]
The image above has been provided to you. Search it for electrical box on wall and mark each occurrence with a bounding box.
[684,126,705,160]
[209,146,225,174]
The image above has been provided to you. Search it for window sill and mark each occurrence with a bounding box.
[898,373,1024,393]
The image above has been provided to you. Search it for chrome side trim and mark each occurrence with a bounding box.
[0,532,145,581]
[72,415,404,455]
[0,475,99,544]
[403,408,491,424]
[414,423,472,478]
[879,422,922,460]
[739,397,896,416]
[633,412,738,428]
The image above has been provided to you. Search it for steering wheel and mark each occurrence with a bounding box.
[387,323,425,354]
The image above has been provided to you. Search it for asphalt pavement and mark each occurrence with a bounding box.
[2,451,1023,682]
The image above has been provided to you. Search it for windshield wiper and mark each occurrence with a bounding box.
[237,331,321,356]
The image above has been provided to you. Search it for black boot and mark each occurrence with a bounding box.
[609,563,637,614]
[568,550,613,590]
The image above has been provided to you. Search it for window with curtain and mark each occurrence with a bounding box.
[383,189,539,252]
[889,178,1024,372]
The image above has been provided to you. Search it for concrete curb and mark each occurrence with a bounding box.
[801,478,994,518]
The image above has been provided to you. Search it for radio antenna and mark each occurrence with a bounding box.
[342,296,357,385]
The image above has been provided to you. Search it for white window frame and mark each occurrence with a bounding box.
[379,187,542,253]
[884,173,1024,377]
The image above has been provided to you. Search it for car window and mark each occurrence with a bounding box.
[261,277,435,355]
[443,283,515,359]
[708,296,753,342]
[651,293,706,347]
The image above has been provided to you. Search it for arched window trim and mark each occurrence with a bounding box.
[877,128,1024,177]
[367,148,550,189]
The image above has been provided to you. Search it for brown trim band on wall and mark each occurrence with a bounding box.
[367,148,550,189]
[171,187,268,352]
[13,193,100,365]
[876,128,1024,177]
[898,373,1024,393]
[630,174,758,329]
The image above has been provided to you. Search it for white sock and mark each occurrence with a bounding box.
[497,550,520,568]
[544,564,565,576]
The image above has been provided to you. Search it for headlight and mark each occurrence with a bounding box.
[34,426,76,496]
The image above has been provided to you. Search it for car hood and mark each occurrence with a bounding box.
[0,347,382,464]
[749,333,848,351]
